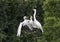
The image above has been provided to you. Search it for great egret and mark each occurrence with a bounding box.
[17,16,33,37]
[32,9,44,32]
[17,9,43,37]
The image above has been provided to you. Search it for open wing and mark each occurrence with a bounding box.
[38,22,44,33]
[17,22,23,37]
[40,25,44,32]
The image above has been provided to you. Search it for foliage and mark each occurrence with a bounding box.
[0,0,44,42]
[0,0,60,42]
[43,0,60,42]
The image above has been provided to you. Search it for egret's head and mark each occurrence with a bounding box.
[33,9,36,12]
[23,16,29,20]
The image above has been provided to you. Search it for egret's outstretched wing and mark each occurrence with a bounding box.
[17,22,23,37]
[39,25,44,32]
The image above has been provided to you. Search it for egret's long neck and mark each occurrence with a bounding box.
[34,10,36,21]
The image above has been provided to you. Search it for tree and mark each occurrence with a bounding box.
[43,0,60,42]
[0,0,44,42]
[0,0,21,42]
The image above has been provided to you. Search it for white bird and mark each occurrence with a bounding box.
[17,9,44,37]
[17,16,33,37]
[32,9,44,32]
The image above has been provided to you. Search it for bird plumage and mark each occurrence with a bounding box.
[17,9,43,37]
[17,16,33,37]
[33,9,43,32]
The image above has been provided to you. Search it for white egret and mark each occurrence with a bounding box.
[17,16,33,37]
[17,9,44,37]
[32,9,44,32]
